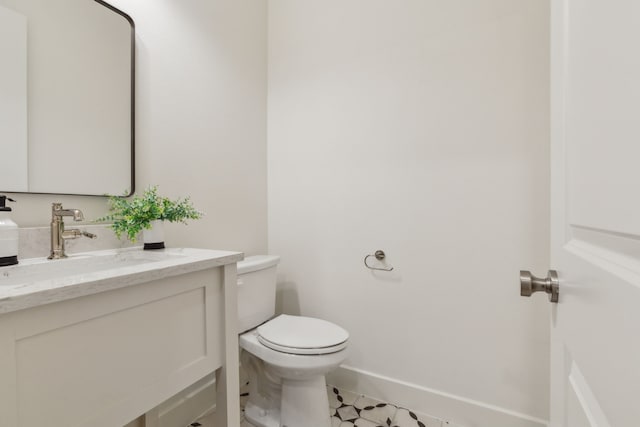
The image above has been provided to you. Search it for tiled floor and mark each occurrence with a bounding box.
[192,384,463,427]
[328,386,445,427]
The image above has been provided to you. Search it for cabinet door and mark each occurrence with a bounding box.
[0,268,223,427]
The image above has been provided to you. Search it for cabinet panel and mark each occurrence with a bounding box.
[1,268,224,427]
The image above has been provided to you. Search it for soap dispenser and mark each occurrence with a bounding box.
[0,196,18,266]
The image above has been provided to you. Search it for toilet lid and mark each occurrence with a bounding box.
[257,314,349,355]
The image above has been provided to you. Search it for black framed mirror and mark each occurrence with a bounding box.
[0,0,134,196]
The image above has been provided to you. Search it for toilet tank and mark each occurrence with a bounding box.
[237,255,280,333]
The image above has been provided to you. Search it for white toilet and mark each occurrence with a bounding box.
[237,255,349,427]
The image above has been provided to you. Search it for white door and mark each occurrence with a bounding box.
[549,0,640,426]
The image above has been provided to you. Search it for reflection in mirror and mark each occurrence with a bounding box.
[0,5,28,191]
[0,0,134,196]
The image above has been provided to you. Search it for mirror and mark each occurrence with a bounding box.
[0,0,134,196]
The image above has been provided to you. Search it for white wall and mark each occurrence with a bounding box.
[8,0,267,256]
[268,0,550,425]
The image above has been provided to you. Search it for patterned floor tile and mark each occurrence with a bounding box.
[392,408,441,427]
[332,416,355,427]
[353,418,384,427]
[337,405,360,421]
[240,386,250,409]
[189,416,210,426]
[328,386,342,409]
[328,385,361,409]
[331,418,383,427]
[354,395,397,426]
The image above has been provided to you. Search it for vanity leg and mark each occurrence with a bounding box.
[214,262,240,426]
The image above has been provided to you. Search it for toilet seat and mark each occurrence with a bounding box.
[257,314,349,355]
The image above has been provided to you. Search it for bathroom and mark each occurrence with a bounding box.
[0,0,637,426]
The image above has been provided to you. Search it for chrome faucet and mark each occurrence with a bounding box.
[48,203,97,259]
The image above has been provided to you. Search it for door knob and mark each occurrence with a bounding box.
[520,270,559,303]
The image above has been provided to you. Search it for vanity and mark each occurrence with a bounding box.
[0,248,243,427]
[0,1,243,423]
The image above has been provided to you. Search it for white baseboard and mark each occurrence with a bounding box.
[326,366,548,427]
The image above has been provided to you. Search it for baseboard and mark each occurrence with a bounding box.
[326,366,549,427]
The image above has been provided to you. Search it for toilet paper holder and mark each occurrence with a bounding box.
[364,250,394,272]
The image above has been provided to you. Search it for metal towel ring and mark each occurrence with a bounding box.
[364,250,394,271]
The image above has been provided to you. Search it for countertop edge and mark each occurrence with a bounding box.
[0,249,244,315]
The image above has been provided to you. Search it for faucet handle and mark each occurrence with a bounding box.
[61,229,97,240]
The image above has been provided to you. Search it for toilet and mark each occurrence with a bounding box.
[237,255,349,427]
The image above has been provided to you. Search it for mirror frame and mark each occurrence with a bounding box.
[5,0,135,197]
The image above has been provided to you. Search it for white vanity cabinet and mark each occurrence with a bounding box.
[0,248,242,427]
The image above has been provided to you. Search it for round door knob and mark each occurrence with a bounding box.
[520,270,559,303]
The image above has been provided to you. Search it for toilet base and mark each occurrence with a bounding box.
[244,401,280,427]
[245,375,331,427]
[280,375,331,427]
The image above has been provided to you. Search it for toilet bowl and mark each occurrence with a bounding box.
[237,256,349,427]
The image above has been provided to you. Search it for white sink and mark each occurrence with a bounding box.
[0,247,243,314]
[0,248,186,287]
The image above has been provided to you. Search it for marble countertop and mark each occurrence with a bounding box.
[0,247,243,315]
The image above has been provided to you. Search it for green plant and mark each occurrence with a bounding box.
[97,186,203,242]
